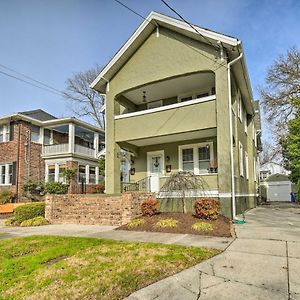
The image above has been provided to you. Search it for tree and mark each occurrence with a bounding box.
[260,47,300,134]
[64,65,105,129]
[281,113,300,184]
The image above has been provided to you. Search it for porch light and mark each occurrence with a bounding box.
[142,91,147,102]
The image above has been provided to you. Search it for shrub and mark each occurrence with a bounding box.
[192,221,213,232]
[23,180,45,200]
[141,198,160,216]
[20,216,48,227]
[0,190,15,204]
[4,217,15,226]
[194,198,220,220]
[127,218,145,228]
[13,202,45,225]
[155,218,178,228]
[44,182,68,194]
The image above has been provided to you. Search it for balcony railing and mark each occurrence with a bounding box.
[43,143,96,158]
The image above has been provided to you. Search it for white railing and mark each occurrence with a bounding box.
[43,143,95,158]
[74,144,95,157]
[43,143,69,155]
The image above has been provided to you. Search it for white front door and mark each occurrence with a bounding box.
[147,151,164,192]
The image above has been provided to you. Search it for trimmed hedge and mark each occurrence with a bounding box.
[44,182,68,194]
[13,202,45,225]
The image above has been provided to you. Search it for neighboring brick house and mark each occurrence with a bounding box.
[0,109,104,200]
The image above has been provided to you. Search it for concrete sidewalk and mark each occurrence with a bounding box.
[0,221,233,250]
[127,203,300,300]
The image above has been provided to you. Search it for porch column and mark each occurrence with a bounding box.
[95,166,99,184]
[54,163,59,182]
[94,132,99,158]
[40,127,44,145]
[105,91,121,194]
[85,165,90,184]
[215,67,233,218]
[45,164,49,182]
[68,123,75,153]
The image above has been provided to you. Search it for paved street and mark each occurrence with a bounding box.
[127,203,300,300]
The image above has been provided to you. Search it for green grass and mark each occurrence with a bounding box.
[0,235,220,300]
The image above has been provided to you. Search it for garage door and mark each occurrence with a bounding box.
[268,183,291,201]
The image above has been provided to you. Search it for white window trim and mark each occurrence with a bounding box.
[0,163,12,186]
[147,150,165,176]
[239,142,244,177]
[178,142,214,175]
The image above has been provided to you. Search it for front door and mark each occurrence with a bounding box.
[147,151,164,192]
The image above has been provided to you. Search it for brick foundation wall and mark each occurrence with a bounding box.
[45,192,154,226]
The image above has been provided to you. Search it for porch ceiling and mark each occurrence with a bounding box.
[125,128,217,147]
[123,72,214,105]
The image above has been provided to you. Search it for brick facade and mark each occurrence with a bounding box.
[0,121,44,199]
[45,192,154,226]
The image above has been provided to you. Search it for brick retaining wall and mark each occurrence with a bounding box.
[45,192,154,226]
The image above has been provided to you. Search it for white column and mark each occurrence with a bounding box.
[45,164,49,182]
[40,127,44,144]
[68,123,75,153]
[95,166,99,184]
[54,163,59,182]
[85,165,89,184]
[94,132,99,158]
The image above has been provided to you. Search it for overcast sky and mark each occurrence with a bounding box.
[0,0,299,142]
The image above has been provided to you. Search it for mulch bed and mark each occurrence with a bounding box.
[117,212,232,237]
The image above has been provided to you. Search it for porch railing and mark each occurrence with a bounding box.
[43,143,95,158]
[121,176,151,193]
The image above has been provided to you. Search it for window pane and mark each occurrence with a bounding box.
[44,129,51,145]
[8,164,13,184]
[182,148,194,171]
[199,161,210,172]
[89,166,96,184]
[31,125,40,142]
[78,165,86,183]
[151,157,161,173]
[1,165,6,184]
[199,147,210,160]
[180,96,192,102]
[58,165,66,183]
[48,165,55,182]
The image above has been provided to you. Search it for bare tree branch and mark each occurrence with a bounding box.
[63,65,105,129]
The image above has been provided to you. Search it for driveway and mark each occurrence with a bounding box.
[127,203,300,300]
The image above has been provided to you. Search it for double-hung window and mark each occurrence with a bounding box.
[78,165,86,183]
[0,125,3,143]
[89,166,96,184]
[31,125,40,142]
[179,143,214,175]
[0,164,13,185]
[47,165,55,182]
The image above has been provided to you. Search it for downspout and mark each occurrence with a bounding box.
[227,52,243,220]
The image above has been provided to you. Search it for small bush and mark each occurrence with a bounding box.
[4,217,15,226]
[155,218,178,228]
[44,182,68,194]
[0,190,15,204]
[20,216,48,227]
[13,202,45,225]
[141,198,160,216]
[194,198,220,220]
[23,180,45,200]
[127,218,145,228]
[192,221,213,232]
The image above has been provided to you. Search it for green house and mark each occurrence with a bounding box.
[91,12,261,218]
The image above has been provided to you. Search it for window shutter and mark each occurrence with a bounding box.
[9,123,14,141]
[11,162,17,185]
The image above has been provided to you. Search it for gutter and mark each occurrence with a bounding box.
[227,53,243,220]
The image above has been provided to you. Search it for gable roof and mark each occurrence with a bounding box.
[91,11,253,109]
[19,109,57,121]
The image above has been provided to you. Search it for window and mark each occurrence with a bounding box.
[198,146,210,173]
[0,165,5,184]
[0,164,13,185]
[180,96,193,102]
[245,152,249,180]
[238,92,243,122]
[31,125,40,142]
[244,111,248,134]
[196,93,209,98]
[182,148,194,171]
[147,100,162,109]
[0,125,3,143]
[48,165,55,182]
[239,142,244,177]
[89,166,96,184]
[178,90,211,103]
[58,165,66,183]
[179,143,214,175]
[78,165,86,183]
[44,129,51,145]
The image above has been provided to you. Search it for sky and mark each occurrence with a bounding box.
[0,0,300,142]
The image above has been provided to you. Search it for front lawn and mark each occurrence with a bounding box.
[0,236,219,299]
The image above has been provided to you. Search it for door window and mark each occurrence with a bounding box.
[151,156,161,174]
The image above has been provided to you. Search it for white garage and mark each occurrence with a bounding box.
[266,174,292,202]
